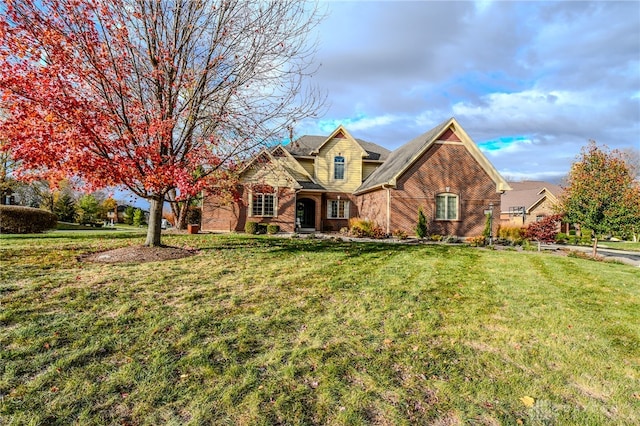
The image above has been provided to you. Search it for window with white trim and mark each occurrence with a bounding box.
[435,193,458,220]
[327,199,349,219]
[251,193,276,217]
[334,155,345,180]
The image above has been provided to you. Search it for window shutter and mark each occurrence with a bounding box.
[327,200,332,218]
[248,192,253,217]
[344,201,350,219]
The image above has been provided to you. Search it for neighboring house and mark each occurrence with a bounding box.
[116,204,150,223]
[202,117,511,237]
[500,180,564,227]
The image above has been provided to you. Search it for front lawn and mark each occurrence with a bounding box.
[1,233,638,425]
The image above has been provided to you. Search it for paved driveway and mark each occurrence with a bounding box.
[545,243,640,267]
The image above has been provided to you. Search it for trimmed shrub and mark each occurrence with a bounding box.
[257,223,268,234]
[349,218,385,239]
[430,234,443,242]
[555,232,568,243]
[468,235,486,247]
[0,205,58,234]
[497,225,525,245]
[392,229,408,240]
[415,207,428,239]
[245,221,258,234]
[267,224,280,234]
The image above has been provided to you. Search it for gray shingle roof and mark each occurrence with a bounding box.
[298,181,326,190]
[501,181,563,213]
[285,136,390,161]
[355,119,451,193]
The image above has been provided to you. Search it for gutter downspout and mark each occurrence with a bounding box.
[382,184,392,235]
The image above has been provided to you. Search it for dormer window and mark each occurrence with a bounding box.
[334,155,345,180]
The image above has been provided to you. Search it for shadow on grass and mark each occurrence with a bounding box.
[197,235,459,258]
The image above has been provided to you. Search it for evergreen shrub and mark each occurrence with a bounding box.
[267,224,280,234]
[245,221,258,234]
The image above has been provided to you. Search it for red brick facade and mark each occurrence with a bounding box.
[359,142,501,238]
[202,187,297,232]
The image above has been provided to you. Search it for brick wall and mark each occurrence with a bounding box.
[363,142,502,238]
[321,192,359,232]
[355,190,388,232]
[201,186,297,233]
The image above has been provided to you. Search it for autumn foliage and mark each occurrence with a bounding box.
[559,141,640,256]
[0,0,323,245]
[524,214,562,251]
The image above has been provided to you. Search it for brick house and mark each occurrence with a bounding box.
[201,117,511,237]
[500,180,567,230]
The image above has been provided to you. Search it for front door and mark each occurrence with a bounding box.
[296,198,316,229]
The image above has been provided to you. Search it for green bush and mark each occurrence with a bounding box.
[245,221,258,234]
[133,208,146,227]
[257,223,268,234]
[267,224,280,234]
[555,232,568,243]
[0,205,58,234]
[415,207,428,239]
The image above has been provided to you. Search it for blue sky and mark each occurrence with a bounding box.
[294,0,640,182]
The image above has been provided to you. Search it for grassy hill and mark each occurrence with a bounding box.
[1,233,638,425]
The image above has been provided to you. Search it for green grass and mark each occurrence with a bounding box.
[598,240,640,252]
[1,233,639,425]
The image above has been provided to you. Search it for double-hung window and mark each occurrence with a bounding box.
[251,193,276,217]
[435,193,458,220]
[327,199,349,219]
[334,156,345,180]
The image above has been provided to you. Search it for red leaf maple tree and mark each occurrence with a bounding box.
[0,0,324,246]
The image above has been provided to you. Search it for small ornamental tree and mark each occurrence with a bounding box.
[559,141,640,257]
[0,0,325,246]
[524,214,562,252]
[123,206,135,225]
[133,208,146,227]
[416,207,428,239]
[76,194,100,225]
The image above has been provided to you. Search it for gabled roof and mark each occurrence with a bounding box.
[501,181,563,213]
[239,148,306,189]
[286,126,391,161]
[270,145,315,183]
[355,117,511,194]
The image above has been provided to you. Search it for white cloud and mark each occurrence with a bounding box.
[318,114,399,133]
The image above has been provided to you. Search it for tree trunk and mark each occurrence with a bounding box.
[592,236,598,258]
[167,189,189,230]
[176,202,189,230]
[145,197,164,247]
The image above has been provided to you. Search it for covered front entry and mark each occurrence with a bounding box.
[296,198,316,231]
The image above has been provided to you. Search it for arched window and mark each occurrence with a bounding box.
[435,193,458,220]
[334,155,345,180]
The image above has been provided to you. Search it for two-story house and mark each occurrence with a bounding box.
[201,117,511,237]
